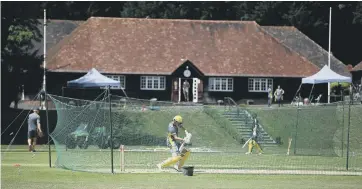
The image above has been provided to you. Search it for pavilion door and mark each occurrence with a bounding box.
[197,79,203,102]
[171,78,179,102]
[192,78,199,102]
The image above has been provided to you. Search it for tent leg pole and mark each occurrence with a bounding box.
[308,84,315,103]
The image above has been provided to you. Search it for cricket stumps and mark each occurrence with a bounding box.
[287,137,292,155]
[120,145,125,172]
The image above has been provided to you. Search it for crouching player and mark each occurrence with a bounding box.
[157,115,191,172]
[245,118,263,155]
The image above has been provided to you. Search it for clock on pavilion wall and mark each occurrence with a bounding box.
[183,66,191,77]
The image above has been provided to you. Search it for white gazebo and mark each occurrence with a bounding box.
[301,65,352,84]
[67,68,120,88]
[293,65,352,104]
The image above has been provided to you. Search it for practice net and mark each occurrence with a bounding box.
[49,93,362,174]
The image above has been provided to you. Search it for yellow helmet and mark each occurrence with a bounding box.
[173,115,183,124]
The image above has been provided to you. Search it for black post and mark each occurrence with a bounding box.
[294,107,300,155]
[346,90,352,170]
[62,87,64,97]
[45,91,51,168]
[108,86,114,174]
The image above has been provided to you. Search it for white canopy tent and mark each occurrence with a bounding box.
[67,68,121,88]
[302,65,352,84]
[293,65,352,104]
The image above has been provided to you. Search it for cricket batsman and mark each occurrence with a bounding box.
[157,115,192,171]
[245,118,263,155]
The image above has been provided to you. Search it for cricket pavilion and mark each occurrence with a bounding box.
[43,17,351,104]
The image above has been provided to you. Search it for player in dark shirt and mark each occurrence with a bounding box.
[28,108,43,152]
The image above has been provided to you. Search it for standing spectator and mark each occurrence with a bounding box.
[27,108,43,152]
[267,85,273,107]
[274,85,285,107]
[182,80,190,102]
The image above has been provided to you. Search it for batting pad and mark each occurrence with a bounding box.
[160,156,183,168]
[177,151,191,169]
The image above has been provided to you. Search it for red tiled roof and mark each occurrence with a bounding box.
[352,61,362,71]
[30,19,83,57]
[262,26,351,77]
[47,17,319,77]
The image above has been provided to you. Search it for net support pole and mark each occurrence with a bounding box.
[45,93,51,167]
[43,9,51,168]
[341,91,345,157]
[108,86,114,174]
[346,90,352,170]
[120,145,125,172]
[328,7,332,104]
[293,107,300,155]
[341,89,344,157]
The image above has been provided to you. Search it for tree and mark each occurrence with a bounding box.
[121,2,188,19]
[120,1,238,20]
[1,2,43,109]
[353,2,362,24]
[43,2,125,20]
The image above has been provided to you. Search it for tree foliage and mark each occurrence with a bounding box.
[353,2,362,24]
[1,2,43,109]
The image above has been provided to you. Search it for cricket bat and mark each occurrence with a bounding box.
[242,137,252,148]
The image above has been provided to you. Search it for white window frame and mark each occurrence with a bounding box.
[208,77,233,92]
[140,76,166,90]
[248,78,273,92]
[102,75,126,89]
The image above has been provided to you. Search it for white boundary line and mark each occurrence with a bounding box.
[2,163,362,176]
[1,147,224,153]
[118,169,362,176]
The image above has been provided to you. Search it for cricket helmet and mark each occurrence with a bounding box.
[173,115,183,124]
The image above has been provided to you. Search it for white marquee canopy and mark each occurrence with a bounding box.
[302,65,352,84]
[67,68,121,88]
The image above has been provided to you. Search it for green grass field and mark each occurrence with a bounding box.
[2,148,362,189]
[2,144,362,172]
